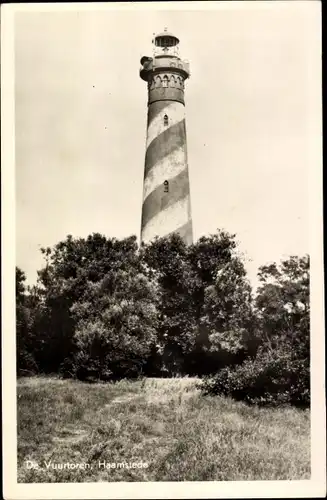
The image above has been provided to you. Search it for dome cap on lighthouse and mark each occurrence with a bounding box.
[154,28,179,47]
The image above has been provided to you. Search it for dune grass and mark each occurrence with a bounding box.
[17,376,310,482]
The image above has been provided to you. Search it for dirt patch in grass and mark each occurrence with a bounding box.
[53,427,90,444]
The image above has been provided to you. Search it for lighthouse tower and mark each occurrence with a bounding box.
[140,29,193,245]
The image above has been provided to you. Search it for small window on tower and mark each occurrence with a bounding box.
[164,180,169,192]
[164,114,169,126]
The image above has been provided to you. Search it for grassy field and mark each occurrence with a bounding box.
[17,376,310,482]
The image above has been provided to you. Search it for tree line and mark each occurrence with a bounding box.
[16,230,310,406]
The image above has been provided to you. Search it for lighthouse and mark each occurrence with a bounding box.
[140,29,193,245]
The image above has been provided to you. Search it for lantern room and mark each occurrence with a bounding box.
[153,28,180,57]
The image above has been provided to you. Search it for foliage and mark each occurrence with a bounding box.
[33,234,143,373]
[140,234,198,375]
[16,267,38,375]
[198,257,259,374]
[140,230,256,376]
[202,255,310,406]
[201,343,309,406]
[68,269,159,380]
[256,255,309,356]
[16,232,310,406]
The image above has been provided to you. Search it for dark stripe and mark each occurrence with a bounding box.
[142,168,190,229]
[147,101,171,125]
[148,89,185,106]
[168,219,193,245]
[145,119,186,177]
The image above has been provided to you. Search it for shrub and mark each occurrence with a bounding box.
[201,342,309,407]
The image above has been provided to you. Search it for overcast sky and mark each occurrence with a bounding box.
[14,2,321,288]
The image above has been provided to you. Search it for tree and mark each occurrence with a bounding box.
[141,230,255,376]
[33,233,143,373]
[16,267,26,301]
[256,255,309,356]
[185,231,256,375]
[16,267,38,374]
[140,234,197,375]
[202,255,310,406]
[200,258,258,372]
[68,268,159,380]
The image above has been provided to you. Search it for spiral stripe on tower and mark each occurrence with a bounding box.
[140,92,193,244]
[140,32,193,245]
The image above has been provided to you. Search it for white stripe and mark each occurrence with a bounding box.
[143,146,187,201]
[141,196,190,242]
[146,102,185,148]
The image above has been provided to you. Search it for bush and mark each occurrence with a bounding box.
[201,343,309,407]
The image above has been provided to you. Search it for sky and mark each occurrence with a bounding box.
[14,2,321,288]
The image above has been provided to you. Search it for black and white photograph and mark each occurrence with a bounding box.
[1,1,325,498]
